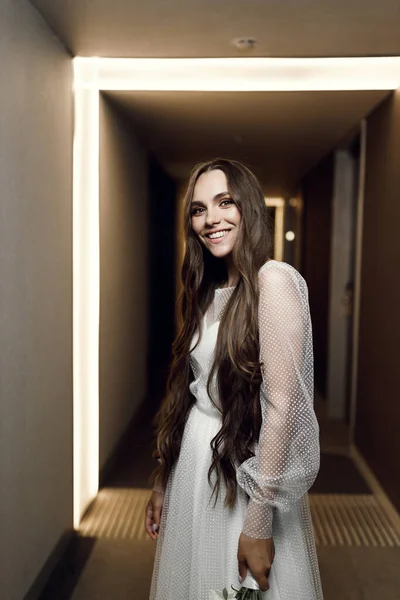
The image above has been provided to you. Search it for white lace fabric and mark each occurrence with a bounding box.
[236,260,320,539]
[150,260,323,600]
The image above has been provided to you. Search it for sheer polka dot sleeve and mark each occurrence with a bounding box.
[236,260,320,539]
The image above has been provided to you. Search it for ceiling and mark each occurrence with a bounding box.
[30,0,398,192]
[105,90,389,194]
[30,0,400,59]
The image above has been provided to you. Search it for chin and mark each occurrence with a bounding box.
[208,246,234,258]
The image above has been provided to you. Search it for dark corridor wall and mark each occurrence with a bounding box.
[301,155,334,398]
[147,158,177,398]
[356,90,400,510]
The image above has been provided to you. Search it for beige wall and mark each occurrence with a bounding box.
[355,90,400,510]
[0,2,73,599]
[99,95,149,470]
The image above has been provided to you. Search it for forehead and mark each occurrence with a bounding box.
[192,169,228,201]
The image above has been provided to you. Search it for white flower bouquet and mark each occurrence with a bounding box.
[210,571,264,600]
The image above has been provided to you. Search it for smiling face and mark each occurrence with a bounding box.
[190,169,241,259]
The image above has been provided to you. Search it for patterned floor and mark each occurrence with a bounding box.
[79,487,400,549]
[38,398,400,600]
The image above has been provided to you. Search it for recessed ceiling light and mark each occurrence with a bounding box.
[231,37,259,51]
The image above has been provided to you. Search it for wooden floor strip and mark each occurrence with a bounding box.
[309,494,400,547]
[79,489,400,548]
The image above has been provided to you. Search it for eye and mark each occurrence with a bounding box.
[191,206,204,216]
[220,198,234,207]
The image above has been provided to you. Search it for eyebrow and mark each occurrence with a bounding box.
[191,191,230,206]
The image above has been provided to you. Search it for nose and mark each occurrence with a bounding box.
[205,206,221,227]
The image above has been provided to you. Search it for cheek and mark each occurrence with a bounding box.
[227,207,241,224]
[191,217,203,236]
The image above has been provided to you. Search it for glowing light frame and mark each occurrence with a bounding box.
[265,197,285,262]
[73,56,400,527]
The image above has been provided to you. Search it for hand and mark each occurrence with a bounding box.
[237,533,275,592]
[145,489,164,540]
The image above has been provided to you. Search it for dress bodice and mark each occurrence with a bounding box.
[189,287,234,419]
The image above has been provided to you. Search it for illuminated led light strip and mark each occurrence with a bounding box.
[74,56,400,91]
[72,55,400,527]
[73,62,100,528]
[265,198,285,262]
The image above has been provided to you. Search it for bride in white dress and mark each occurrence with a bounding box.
[145,158,324,600]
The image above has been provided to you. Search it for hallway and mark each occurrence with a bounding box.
[3,2,400,599]
[39,393,400,600]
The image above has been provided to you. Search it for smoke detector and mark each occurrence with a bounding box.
[231,37,259,51]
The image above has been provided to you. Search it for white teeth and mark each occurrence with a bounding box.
[208,230,229,239]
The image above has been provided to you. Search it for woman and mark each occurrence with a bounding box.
[145,158,323,600]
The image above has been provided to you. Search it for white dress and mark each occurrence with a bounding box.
[149,260,324,600]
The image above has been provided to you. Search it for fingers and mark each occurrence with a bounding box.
[145,501,157,539]
[145,492,164,540]
[252,568,270,592]
[153,502,162,534]
[237,561,271,591]
[237,559,247,582]
[145,500,161,540]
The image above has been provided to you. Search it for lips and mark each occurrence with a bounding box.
[205,229,231,239]
[204,229,231,244]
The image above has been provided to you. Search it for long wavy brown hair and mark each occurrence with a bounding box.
[151,158,273,507]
